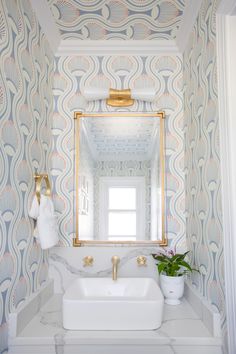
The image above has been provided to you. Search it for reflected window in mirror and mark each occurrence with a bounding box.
[99,177,145,241]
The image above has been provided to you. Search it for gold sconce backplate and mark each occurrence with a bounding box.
[106,88,134,107]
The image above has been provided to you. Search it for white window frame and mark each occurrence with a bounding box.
[98,177,145,241]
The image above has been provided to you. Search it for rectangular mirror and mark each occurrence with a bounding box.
[73,112,166,246]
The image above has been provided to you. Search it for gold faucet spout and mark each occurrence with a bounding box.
[111,256,120,281]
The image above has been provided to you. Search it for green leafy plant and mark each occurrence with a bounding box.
[152,249,199,277]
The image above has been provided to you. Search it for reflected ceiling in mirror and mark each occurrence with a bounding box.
[73,112,166,247]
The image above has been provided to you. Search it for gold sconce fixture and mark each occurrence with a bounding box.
[83,87,156,107]
[83,256,94,267]
[137,256,147,266]
[106,88,134,107]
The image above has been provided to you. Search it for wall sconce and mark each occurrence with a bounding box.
[83,87,156,107]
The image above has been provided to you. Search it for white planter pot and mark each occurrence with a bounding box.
[160,274,184,305]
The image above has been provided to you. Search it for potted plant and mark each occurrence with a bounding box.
[152,248,198,305]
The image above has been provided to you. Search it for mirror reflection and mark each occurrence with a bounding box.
[76,113,165,244]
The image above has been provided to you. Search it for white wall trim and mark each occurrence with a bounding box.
[30,1,203,56]
[30,0,204,56]
[216,1,236,353]
[30,0,61,54]
[8,280,54,340]
[55,40,181,56]
[176,0,204,53]
[185,281,221,338]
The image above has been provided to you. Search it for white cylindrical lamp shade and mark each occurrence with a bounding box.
[131,88,156,102]
[83,87,109,101]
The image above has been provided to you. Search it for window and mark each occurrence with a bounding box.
[99,177,145,241]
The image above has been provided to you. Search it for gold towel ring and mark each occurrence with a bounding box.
[34,174,51,204]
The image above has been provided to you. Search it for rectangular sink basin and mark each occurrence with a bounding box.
[63,277,164,330]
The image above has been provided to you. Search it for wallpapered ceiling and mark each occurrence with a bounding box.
[82,117,159,160]
[47,0,185,40]
[0,0,53,352]
[52,54,185,249]
[183,0,226,350]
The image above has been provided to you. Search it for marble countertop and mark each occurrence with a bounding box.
[11,295,221,347]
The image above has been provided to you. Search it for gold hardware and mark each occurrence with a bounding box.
[83,256,94,267]
[111,255,120,281]
[73,238,81,247]
[73,111,167,247]
[73,111,82,247]
[34,174,51,204]
[137,256,147,266]
[106,88,134,107]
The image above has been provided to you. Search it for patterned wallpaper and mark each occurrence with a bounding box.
[0,0,228,352]
[52,54,185,249]
[82,116,159,160]
[183,0,226,350]
[79,124,94,239]
[0,0,53,353]
[47,0,185,40]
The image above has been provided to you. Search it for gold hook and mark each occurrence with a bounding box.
[34,174,51,204]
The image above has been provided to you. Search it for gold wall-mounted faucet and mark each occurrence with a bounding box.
[111,255,120,281]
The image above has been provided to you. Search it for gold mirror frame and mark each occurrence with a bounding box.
[73,111,167,247]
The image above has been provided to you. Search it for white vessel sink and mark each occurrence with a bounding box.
[63,277,164,330]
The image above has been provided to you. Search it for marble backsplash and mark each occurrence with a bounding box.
[49,247,161,293]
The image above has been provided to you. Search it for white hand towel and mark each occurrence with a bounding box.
[29,195,39,239]
[37,196,59,249]
[29,195,39,219]
[29,195,59,249]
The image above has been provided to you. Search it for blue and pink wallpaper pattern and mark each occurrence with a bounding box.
[47,0,185,40]
[0,0,228,353]
[0,0,53,352]
[52,54,186,250]
[183,0,226,350]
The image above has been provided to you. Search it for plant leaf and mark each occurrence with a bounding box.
[158,263,166,274]
[151,254,159,260]
[179,260,192,271]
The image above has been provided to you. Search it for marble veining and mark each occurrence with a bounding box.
[50,247,159,278]
[8,295,222,354]
[49,247,161,293]
[8,259,222,353]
